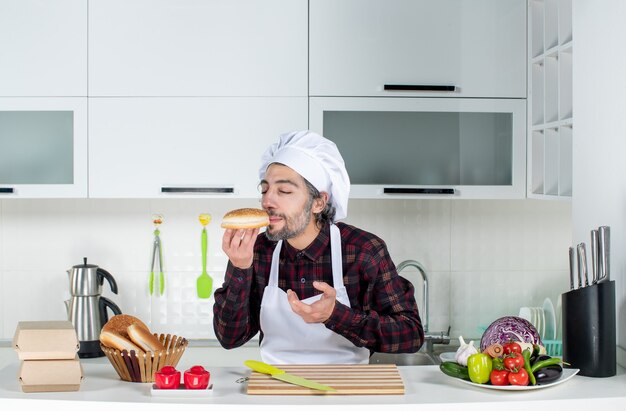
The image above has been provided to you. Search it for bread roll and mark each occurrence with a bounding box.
[127,323,165,352]
[221,208,270,229]
[100,330,145,354]
[102,314,149,340]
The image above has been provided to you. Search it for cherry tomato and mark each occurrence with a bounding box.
[503,352,525,371]
[489,369,510,386]
[508,368,529,386]
[502,341,522,355]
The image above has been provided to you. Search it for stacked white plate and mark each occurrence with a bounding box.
[518,298,557,341]
[543,298,556,340]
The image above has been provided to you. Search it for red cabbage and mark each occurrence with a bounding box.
[480,316,542,352]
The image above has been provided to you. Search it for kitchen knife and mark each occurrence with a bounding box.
[577,243,589,287]
[591,229,599,284]
[568,246,575,290]
[244,360,336,392]
[597,226,610,283]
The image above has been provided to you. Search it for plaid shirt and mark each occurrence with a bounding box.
[213,222,424,355]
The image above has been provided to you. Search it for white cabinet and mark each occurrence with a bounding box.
[0,0,87,96]
[89,98,308,198]
[88,0,307,97]
[528,0,573,198]
[0,98,88,198]
[310,97,527,199]
[310,0,526,98]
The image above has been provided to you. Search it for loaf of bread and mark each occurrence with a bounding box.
[101,314,149,340]
[221,208,270,229]
[100,330,145,354]
[127,323,165,352]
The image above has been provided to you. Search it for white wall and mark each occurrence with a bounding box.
[573,1,626,367]
[0,198,571,343]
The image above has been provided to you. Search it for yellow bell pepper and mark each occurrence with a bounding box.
[467,353,492,384]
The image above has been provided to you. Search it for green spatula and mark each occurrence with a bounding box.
[197,213,213,298]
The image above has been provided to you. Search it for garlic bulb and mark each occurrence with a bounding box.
[455,336,478,366]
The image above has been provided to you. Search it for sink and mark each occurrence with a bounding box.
[369,352,440,366]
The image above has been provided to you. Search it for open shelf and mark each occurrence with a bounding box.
[528,0,573,200]
[531,1,544,58]
[559,125,573,196]
[531,130,545,195]
[559,48,573,120]
[532,61,545,125]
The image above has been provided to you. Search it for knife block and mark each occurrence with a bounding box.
[561,280,616,377]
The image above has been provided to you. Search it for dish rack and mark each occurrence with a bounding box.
[543,340,563,357]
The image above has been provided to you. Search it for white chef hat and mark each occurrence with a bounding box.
[259,130,350,221]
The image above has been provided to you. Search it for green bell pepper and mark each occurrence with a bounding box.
[467,353,493,384]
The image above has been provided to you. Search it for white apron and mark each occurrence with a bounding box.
[259,224,370,364]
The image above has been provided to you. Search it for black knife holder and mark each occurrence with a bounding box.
[561,280,616,377]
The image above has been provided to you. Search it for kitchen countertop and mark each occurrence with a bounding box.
[1,347,625,411]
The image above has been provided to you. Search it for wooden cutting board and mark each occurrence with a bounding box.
[246,364,404,395]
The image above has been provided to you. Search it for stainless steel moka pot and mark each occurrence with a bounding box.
[65,257,122,358]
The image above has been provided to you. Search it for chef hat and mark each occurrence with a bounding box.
[259,130,350,221]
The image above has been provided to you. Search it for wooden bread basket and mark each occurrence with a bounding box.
[101,333,188,382]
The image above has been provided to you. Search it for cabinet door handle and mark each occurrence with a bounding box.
[383,84,457,92]
[0,187,15,194]
[384,188,455,195]
[161,186,235,194]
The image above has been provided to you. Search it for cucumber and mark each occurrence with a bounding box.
[439,361,470,380]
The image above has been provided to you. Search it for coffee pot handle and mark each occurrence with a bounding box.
[97,268,119,294]
[99,296,122,328]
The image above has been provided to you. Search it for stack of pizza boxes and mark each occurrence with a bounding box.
[13,321,83,392]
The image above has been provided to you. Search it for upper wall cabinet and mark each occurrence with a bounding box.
[310,97,526,199]
[88,0,307,97]
[0,98,88,198]
[309,0,526,98]
[0,0,87,96]
[88,97,308,198]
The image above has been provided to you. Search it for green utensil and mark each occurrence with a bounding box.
[149,214,165,296]
[244,360,336,392]
[197,214,213,298]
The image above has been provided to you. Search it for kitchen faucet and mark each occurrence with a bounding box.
[396,260,450,355]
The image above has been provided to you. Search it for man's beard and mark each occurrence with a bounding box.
[265,197,314,241]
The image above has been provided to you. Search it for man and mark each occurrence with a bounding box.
[213,130,424,364]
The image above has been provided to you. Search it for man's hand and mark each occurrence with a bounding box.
[286,281,336,323]
[221,228,260,269]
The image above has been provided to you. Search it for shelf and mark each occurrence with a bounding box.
[559,0,573,44]
[531,130,545,195]
[559,49,573,120]
[532,61,545,125]
[559,126,573,196]
[544,55,559,124]
[527,192,572,201]
[531,0,544,58]
[544,128,560,196]
[544,0,559,50]
[532,118,573,131]
[561,40,573,51]
[528,0,573,199]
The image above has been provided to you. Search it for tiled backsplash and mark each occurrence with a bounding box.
[0,198,571,341]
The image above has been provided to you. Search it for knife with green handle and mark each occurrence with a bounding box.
[244,360,336,392]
